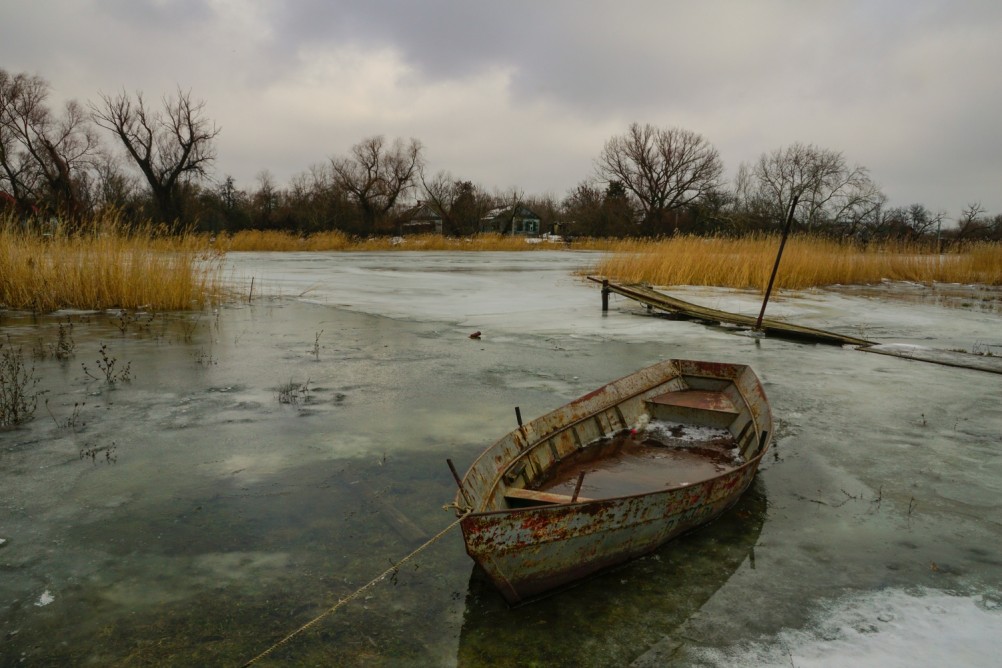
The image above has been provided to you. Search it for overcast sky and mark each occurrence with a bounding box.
[4,0,1001,220]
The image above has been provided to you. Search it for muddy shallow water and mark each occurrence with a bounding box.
[2,251,1001,666]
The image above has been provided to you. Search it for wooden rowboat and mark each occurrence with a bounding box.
[452,359,772,604]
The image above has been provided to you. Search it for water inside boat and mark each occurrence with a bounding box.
[530,421,742,500]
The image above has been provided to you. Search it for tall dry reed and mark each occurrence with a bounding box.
[591,235,1002,290]
[0,216,227,311]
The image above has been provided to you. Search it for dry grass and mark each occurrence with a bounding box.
[218,230,621,252]
[591,235,1002,290]
[0,217,227,312]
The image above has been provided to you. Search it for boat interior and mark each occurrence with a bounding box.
[502,379,765,509]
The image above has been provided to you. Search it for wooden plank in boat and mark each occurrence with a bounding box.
[647,389,738,415]
[505,488,592,505]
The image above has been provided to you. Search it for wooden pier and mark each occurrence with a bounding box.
[590,278,872,346]
[589,277,1002,374]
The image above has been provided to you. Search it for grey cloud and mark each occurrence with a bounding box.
[2,1,1002,215]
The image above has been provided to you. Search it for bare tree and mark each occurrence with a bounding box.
[954,202,987,242]
[330,135,424,233]
[92,152,141,215]
[596,123,723,234]
[752,142,883,235]
[92,87,220,228]
[561,179,638,238]
[419,170,461,233]
[287,162,355,233]
[721,161,774,234]
[906,204,938,236]
[878,203,946,240]
[419,171,491,235]
[251,169,280,228]
[0,69,100,223]
[0,72,40,210]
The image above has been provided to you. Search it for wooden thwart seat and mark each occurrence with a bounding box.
[505,487,592,506]
[645,389,739,429]
[647,389,738,414]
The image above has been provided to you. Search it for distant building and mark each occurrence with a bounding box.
[0,192,40,223]
[398,201,444,235]
[479,205,541,236]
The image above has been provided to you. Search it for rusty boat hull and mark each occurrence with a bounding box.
[454,359,772,605]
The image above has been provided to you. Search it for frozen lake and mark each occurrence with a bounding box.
[2,251,1000,666]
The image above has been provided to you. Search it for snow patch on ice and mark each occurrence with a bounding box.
[689,588,1002,668]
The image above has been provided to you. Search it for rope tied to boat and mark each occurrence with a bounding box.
[240,511,469,667]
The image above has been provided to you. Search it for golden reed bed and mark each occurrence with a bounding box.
[3,220,1000,312]
[0,220,226,312]
[590,236,1002,290]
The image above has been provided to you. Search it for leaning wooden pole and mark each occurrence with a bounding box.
[755,193,800,330]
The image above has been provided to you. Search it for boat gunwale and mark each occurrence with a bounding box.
[458,359,770,518]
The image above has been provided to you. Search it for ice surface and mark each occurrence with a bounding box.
[1,250,999,665]
[225,251,1002,350]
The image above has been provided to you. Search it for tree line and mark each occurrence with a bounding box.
[3,69,1000,242]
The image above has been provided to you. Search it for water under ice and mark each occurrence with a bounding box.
[0,250,999,666]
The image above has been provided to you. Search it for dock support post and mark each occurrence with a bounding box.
[756,193,800,330]
[601,280,610,312]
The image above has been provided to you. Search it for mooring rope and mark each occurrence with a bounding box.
[240,511,468,667]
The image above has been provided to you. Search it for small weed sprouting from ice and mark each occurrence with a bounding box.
[0,338,42,427]
[45,399,86,432]
[971,341,997,357]
[31,320,76,362]
[110,310,157,337]
[54,321,75,359]
[82,343,133,384]
[194,349,217,366]
[312,330,324,361]
[112,310,134,334]
[179,314,200,344]
[278,379,311,405]
[80,442,117,464]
